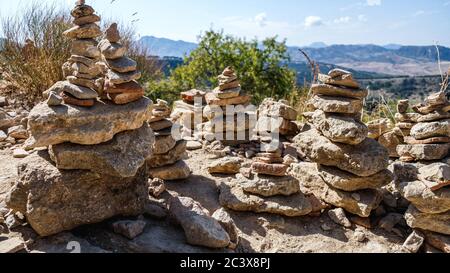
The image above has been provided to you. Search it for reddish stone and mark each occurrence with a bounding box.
[61,92,95,107]
[109,91,144,105]
[106,80,143,94]
[251,162,288,177]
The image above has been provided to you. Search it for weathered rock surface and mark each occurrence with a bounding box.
[25,98,152,148]
[251,162,288,177]
[49,123,154,178]
[318,165,393,192]
[405,205,450,235]
[311,84,368,99]
[397,144,450,161]
[149,160,191,181]
[219,182,312,217]
[212,208,239,249]
[258,98,298,120]
[418,163,450,191]
[293,127,389,177]
[304,110,368,145]
[402,231,425,253]
[147,140,187,168]
[396,180,450,214]
[153,135,177,155]
[241,174,300,197]
[378,131,402,158]
[112,220,146,239]
[308,95,363,114]
[169,196,230,249]
[328,208,352,228]
[208,157,241,175]
[424,231,450,253]
[410,120,450,140]
[6,151,148,237]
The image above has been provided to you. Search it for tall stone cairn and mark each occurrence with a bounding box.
[392,91,450,237]
[100,23,144,105]
[203,67,253,146]
[44,1,104,107]
[6,1,155,237]
[146,99,191,181]
[292,69,392,218]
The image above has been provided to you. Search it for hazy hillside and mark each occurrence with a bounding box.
[139,36,197,58]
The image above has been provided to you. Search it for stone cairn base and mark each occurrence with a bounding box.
[172,89,207,140]
[391,91,450,245]
[147,99,191,181]
[292,69,392,218]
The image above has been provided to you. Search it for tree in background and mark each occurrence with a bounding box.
[147,30,297,104]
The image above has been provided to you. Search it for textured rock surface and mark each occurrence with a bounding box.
[212,208,239,249]
[405,205,450,235]
[411,120,450,140]
[308,95,363,114]
[318,165,393,192]
[149,160,191,181]
[304,110,368,145]
[169,196,230,249]
[293,128,389,177]
[49,123,154,177]
[219,182,312,217]
[26,98,152,148]
[208,157,241,175]
[147,140,187,168]
[241,174,300,197]
[311,84,368,99]
[6,151,148,237]
[397,144,450,161]
[396,180,450,214]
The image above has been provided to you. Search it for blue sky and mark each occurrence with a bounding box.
[1,0,450,46]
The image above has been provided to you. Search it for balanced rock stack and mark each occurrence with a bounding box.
[397,92,450,163]
[292,69,392,218]
[44,0,103,107]
[256,98,299,140]
[147,99,191,181]
[99,24,143,105]
[172,89,207,139]
[204,67,254,145]
[7,94,154,236]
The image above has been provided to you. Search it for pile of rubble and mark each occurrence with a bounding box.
[292,69,392,218]
[147,99,191,181]
[0,97,29,156]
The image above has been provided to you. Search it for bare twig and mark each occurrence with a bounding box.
[298,48,319,85]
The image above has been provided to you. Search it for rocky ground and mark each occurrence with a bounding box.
[0,148,406,253]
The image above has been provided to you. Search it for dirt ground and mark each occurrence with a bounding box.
[0,148,406,253]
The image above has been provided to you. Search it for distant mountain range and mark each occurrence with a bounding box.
[139,36,450,76]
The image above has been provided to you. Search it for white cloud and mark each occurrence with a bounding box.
[304,16,323,28]
[358,14,368,22]
[333,16,351,24]
[412,10,425,17]
[254,13,268,27]
[366,0,381,6]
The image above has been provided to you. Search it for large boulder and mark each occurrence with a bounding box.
[293,127,389,177]
[405,205,450,235]
[6,151,148,237]
[169,196,230,249]
[318,165,393,192]
[25,98,152,148]
[396,180,450,214]
[410,120,450,140]
[219,182,312,217]
[48,123,154,178]
[304,110,368,145]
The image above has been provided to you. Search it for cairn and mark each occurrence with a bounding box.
[292,69,392,218]
[203,67,254,146]
[147,99,191,181]
[367,118,403,158]
[100,23,144,104]
[172,89,207,140]
[44,0,103,107]
[392,91,450,243]
[5,3,155,239]
[256,98,299,140]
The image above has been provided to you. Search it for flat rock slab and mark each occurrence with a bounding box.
[149,160,191,181]
[241,174,301,197]
[397,144,450,161]
[49,123,154,178]
[405,205,450,235]
[396,180,450,214]
[418,163,450,191]
[404,136,450,145]
[147,140,187,168]
[318,165,393,192]
[304,110,368,145]
[6,151,148,237]
[411,120,450,140]
[311,84,368,99]
[293,127,389,177]
[219,182,312,217]
[308,95,363,114]
[26,97,152,148]
[258,98,298,120]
